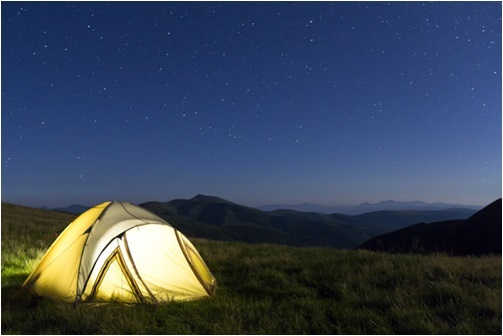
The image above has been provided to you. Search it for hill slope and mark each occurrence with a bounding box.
[358,198,502,256]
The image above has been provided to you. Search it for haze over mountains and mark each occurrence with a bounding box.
[258,200,483,215]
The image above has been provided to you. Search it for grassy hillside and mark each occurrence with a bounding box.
[1,203,501,334]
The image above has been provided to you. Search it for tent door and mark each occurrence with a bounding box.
[85,246,147,303]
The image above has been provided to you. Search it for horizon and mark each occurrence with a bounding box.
[2,2,501,210]
[2,193,493,210]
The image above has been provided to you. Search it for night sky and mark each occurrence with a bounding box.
[2,1,501,208]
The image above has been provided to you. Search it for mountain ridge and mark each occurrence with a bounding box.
[22,194,496,251]
[48,196,482,215]
[138,194,480,249]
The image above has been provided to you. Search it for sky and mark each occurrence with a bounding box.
[2,1,502,208]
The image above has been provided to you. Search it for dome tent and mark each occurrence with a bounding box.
[22,201,216,304]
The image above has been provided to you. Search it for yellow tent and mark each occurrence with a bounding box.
[22,201,216,304]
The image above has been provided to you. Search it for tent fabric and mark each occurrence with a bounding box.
[22,201,216,304]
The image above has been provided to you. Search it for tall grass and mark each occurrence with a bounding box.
[2,203,501,334]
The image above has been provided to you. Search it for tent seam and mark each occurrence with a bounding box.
[75,201,113,301]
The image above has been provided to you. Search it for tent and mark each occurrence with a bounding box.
[21,201,216,304]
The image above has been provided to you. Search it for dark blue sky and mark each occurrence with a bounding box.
[2,1,501,208]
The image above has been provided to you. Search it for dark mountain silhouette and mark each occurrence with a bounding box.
[140,194,478,249]
[344,208,478,236]
[357,198,502,256]
[141,195,369,249]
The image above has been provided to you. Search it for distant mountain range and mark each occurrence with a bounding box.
[358,198,502,256]
[46,195,498,253]
[51,204,91,214]
[137,194,479,249]
[258,200,482,215]
[51,198,482,216]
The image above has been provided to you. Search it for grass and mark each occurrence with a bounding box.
[2,203,501,334]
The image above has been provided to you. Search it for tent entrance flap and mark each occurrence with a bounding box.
[84,247,146,303]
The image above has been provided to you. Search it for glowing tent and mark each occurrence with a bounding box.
[22,201,216,304]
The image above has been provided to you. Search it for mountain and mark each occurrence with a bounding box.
[141,194,369,249]
[140,194,479,249]
[352,200,482,213]
[258,202,341,214]
[52,204,90,214]
[357,198,502,256]
[343,208,478,236]
[259,200,482,215]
